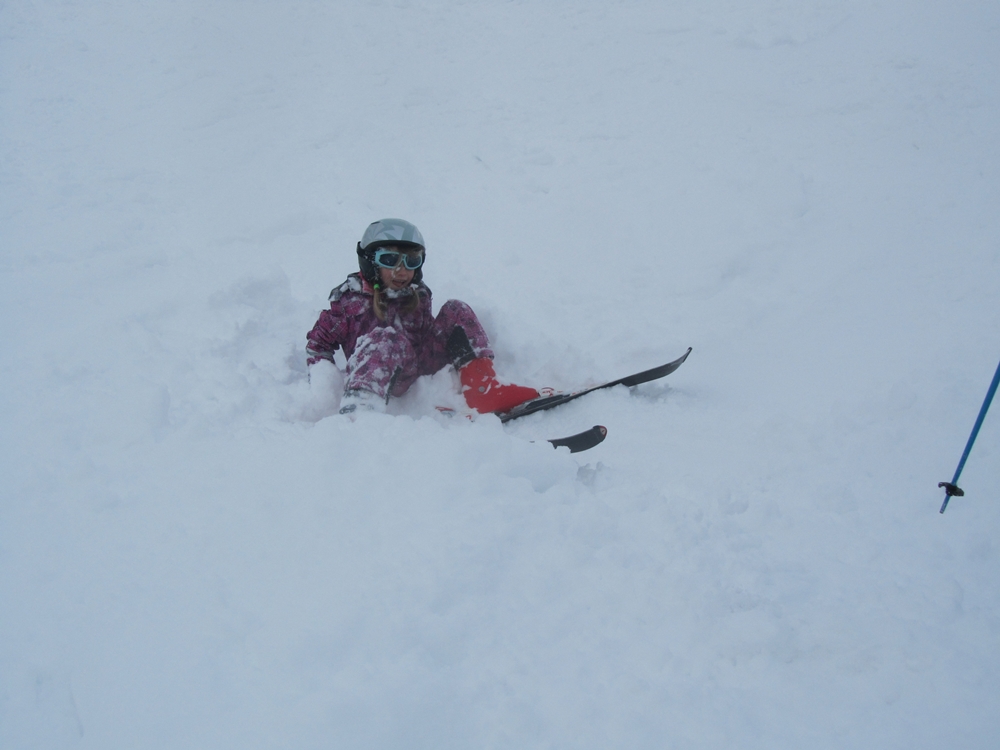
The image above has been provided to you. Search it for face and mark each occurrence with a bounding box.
[379,264,413,291]
[375,245,421,291]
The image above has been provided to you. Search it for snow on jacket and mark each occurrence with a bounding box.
[306,273,435,366]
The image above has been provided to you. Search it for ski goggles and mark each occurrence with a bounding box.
[373,247,424,271]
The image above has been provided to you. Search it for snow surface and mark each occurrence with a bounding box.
[2,1,1000,747]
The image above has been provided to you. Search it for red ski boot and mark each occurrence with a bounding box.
[460,358,540,414]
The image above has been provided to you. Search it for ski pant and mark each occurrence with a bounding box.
[343,300,494,400]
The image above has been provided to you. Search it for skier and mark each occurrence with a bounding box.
[307,218,540,415]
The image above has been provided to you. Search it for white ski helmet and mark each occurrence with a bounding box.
[356,218,426,287]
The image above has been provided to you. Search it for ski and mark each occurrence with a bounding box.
[498,347,692,423]
[434,407,608,453]
[547,425,607,453]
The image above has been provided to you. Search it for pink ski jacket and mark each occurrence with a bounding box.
[306,273,435,366]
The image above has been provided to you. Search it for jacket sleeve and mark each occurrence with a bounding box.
[306,306,348,365]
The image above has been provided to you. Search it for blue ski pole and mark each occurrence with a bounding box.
[939,357,1000,513]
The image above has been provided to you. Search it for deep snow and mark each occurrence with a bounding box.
[2,1,999,748]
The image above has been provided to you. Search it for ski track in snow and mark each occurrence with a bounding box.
[2,1,1000,748]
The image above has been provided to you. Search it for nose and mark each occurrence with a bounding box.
[390,267,412,285]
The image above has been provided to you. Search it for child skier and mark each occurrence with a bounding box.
[307,218,540,415]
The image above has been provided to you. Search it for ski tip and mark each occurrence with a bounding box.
[548,425,608,453]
